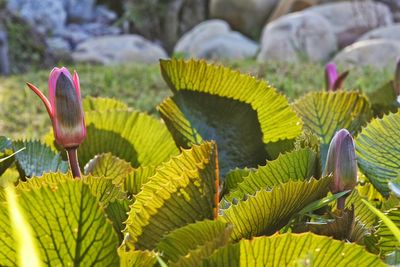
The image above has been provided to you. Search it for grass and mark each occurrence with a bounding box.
[0,59,395,140]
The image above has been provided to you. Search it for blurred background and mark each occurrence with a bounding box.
[0,0,399,138]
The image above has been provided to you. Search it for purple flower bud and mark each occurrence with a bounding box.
[27,67,86,149]
[324,129,357,208]
[325,63,349,91]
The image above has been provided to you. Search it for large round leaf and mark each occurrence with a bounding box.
[158,59,302,175]
[224,148,317,202]
[77,110,179,168]
[124,142,219,250]
[204,233,385,266]
[376,207,400,256]
[82,96,129,111]
[293,91,371,166]
[13,140,68,178]
[2,173,120,266]
[220,176,331,241]
[356,111,400,196]
[157,220,232,266]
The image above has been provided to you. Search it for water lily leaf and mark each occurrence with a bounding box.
[376,207,400,256]
[0,136,13,175]
[366,81,399,117]
[106,199,131,241]
[220,176,331,241]
[204,233,385,266]
[119,249,157,267]
[158,220,232,266]
[84,153,134,185]
[293,91,371,167]
[83,96,129,111]
[123,165,157,196]
[356,111,400,196]
[224,148,317,202]
[158,59,302,176]
[77,110,179,168]
[4,174,120,266]
[0,201,15,266]
[12,140,68,179]
[124,142,219,250]
[223,167,252,195]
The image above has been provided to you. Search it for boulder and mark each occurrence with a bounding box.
[7,0,67,33]
[174,20,258,60]
[306,1,393,48]
[63,0,96,23]
[72,34,168,65]
[257,12,336,63]
[377,0,400,22]
[333,39,400,69]
[358,24,400,42]
[124,0,208,52]
[209,0,278,37]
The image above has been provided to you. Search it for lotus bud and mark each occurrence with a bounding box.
[325,63,349,92]
[27,67,86,148]
[323,129,357,209]
[27,67,85,178]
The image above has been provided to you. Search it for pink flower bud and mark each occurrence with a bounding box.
[324,129,357,195]
[325,63,338,91]
[27,67,86,148]
[325,63,349,92]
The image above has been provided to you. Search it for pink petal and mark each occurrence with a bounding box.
[325,63,338,91]
[48,67,73,106]
[26,82,53,117]
[73,71,81,98]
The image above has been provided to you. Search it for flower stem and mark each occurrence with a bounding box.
[66,147,81,179]
[337,197,346,210]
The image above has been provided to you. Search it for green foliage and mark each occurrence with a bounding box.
[224,148,317,202]
[356,111,400,196]
[124,142,219,250]
[159,59,302,175]
[12,140,68,178]
[2,58,399,266]
[204,233,385,266]
[293,91,371,167]
[68,110,179,168]
[220,176,331,241]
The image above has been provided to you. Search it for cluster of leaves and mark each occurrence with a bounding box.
[0,59,400,266]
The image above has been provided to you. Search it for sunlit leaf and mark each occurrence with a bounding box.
[224,148,317,203]
[220,176,331,241]
[83,96,129,112]
[293,91,371,167]
[356,111,400,196]
[158,220,232,266]
[204,233,385,266]
[124,142,219,250]
[119,249,157,267]
[159,59,302,175]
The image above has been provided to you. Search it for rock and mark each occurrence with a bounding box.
[257,12,337,63]
[63,0,96,23]
[56,27,90,48]
[81,23,121,36]
[124,0,208,52]
[46,37,71,52]
[0,31,10,75]
[306,1,393,48]
[209,0,278,37]
[358,24,400,42]
[333,39,400,69]
[377,0,400,22]
[93,5,117,24]
[174,20,258,60]
[7,0,67,33]
[72,34,168,65]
